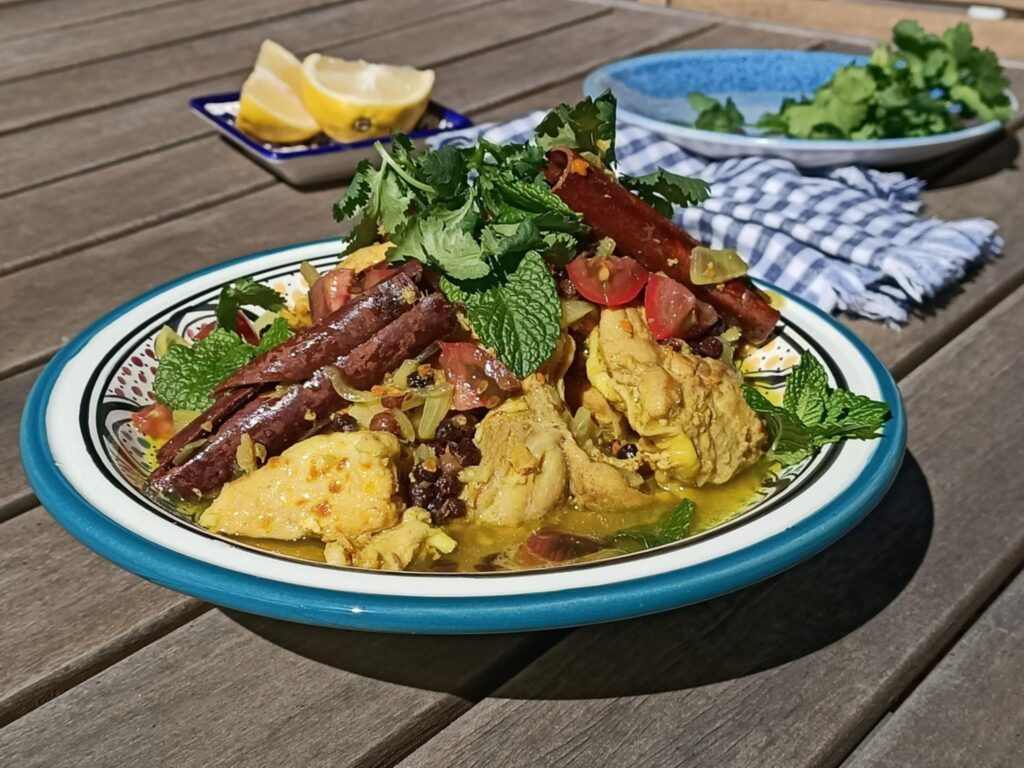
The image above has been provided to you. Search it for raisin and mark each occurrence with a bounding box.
[434,420,464,446]
[411,461,439,484]
[689,336,724,358]
[369,411,402,437]
[407,370,435,388]
[451,436,481,466]
[438,449,463,475]
[409,482,433,508]
[615,442,639,459]
[434,472,462,499]
[432,497,467,525]
[380,393,406,409]
[329,413,359,432]
[557,276,577,299]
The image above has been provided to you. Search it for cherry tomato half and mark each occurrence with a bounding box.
[439,342,521,411]
[192,311,259,344]
[644,274,697,340]
[565,255,648,307]
[310,267,357,323]
[131,403,175,440]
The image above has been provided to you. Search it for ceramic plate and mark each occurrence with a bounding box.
[190,94,473,186]
[584,50,1017,168]
[21,240,906,633]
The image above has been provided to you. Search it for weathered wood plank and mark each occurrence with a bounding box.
[431,7,709,116]
[844,570,1024,768]
[0,0,492,135]
[395,284,1024,768]
[0,606,560,766]
[0,137,276,276]
[0,0,352,82]
[0,0,599,197]
[0,507,204,727]
[0,367,37,521]
[0,0,608,276]
[0,0,182,41]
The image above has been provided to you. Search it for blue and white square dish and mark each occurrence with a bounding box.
[190,93,473,186]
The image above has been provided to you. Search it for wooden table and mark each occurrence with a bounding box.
[2,1,1023,765]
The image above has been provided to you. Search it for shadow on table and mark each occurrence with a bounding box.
[227,452,932,700]
[908,130,1020,189]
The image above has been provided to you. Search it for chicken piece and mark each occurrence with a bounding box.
[462,398,569,526]
[198,431,406,541]
[587,308,765,486]
[324,508,456,570]
[462,380,649,525]
[522,380,649,512]
[580,385,630,444]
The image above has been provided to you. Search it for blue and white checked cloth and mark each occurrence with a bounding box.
[429,112,1003,324]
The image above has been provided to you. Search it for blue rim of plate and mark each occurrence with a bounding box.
[584,49,1016,151]
[21,238,906,634]
[189,93,474,161]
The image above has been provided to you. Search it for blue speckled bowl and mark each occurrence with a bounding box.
[585,50,1017,167]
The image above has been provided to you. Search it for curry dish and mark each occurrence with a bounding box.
[134,94,888,572]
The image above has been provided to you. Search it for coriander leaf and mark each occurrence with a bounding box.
[377,170,415,233]
[540,231,578,265]
[333,159,375,222]
[620,169,711,219]
[782,352,828,426]
[611,499,696,550]
[535,91,618,166]
[153,329,258,411]
[390,218,489,280]
[480,219,543,258]
[440,250,560,378]
[417,145,470,201]
[342,211,380,256]
[687,92,746,133]
[215,278,285,332]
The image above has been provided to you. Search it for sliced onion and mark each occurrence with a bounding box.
[299,260,320,288]
[323,366,377,402]
[154,325,190,358]
[417,384,453,440]
[348,401,385,428]
[570,406,593,445]
[172,439,207,467]
[235,433,258,475]
[250,310,279,335]
[561,299,596,327]
[389,407,416,442]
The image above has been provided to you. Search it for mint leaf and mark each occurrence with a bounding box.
[215,278,285,332]
[743,384,816,466]
[535,91,618,166]
[782,351,828,426]
[815,389,890,443]
[255,316,294,354]
[611,499,695,550]
[441,250,561,378]
[620,169,710,219]
[154,330,258,411]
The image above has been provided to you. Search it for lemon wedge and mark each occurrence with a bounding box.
[253,39,305,94]
[301,54,434,143]
[237,67,320,144]
[236,40,319,144]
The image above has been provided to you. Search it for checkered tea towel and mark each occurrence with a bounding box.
[429,112,1003,324]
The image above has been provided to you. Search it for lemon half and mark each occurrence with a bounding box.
[301,54,434,143]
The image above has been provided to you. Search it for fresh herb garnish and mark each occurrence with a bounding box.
[611,498,696,550]
[620,169,711,219]
[690,21,1010,141]
[331,92,710,378]
[743,353,890,466]
[215,278,286,332]
[687,92,747,133]
[154,316,292,411]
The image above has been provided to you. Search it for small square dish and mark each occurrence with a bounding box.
[190,93,473,186]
